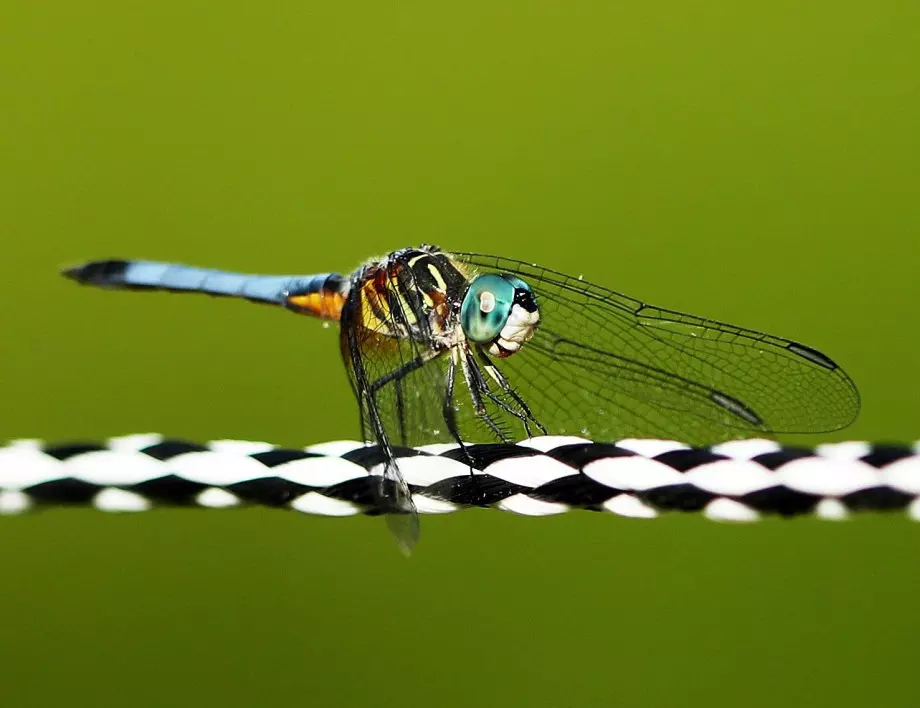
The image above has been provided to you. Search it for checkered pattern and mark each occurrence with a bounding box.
[2,434,920,521]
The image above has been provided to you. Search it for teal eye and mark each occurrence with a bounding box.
[460,274,517,343]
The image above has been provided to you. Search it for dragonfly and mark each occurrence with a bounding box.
[64,244,860,550]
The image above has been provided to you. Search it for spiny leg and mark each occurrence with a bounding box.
[478,383,535,436]
[459,346,511,443]
[442,349,470,462]
[442,349,459,439]
[394,378,407,447]
[476,349,548,437]
[465,347,537,437]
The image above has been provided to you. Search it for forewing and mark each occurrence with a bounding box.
[452,252,860,444]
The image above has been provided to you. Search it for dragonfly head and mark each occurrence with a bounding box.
[460,274,540,358]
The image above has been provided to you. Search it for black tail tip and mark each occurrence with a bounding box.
[62,260,130,286]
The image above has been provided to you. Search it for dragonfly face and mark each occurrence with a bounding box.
[64,243,860,552]
[460,273,540,357]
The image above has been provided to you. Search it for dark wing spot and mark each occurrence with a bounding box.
[710,391,764,427]
[786,343,838,370]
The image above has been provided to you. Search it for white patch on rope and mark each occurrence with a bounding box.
[68,451,166,485]
[777,458,879,496]
[273,457,368,487]
[0,490,31,514]
[616,439,690,457]
[908,498,920,521]
[164,451,275,486]
[704,498,760,522]
[485,455,573,487]
[94,488,151,512]
[290,492,361,516]
[710,438,782,459]
[305,440,370,456]
[496,494,569,516]
[6,439,43,450]
[879,456,920,493]
[411,495,458,514]
[815,441,873,460]
[415,443,464,455]
[208,439,277,455]
[107,433,165,453]
[585,456,682,491]
[815,498,849,521]
[0,447,66,488]
[394,455,473,487]
[196,488,241,508]
[519,435,590,452]
[684,460,777,496]
[603,494,658,518]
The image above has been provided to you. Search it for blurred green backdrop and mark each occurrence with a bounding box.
[2,2,919,707]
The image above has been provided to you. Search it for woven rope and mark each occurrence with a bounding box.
[3,434,920,522]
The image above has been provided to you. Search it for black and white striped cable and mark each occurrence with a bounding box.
[2,435,920,522]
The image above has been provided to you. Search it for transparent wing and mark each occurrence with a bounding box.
[338,265,467,552]
[340,303,453,450]
[451,252,860,445]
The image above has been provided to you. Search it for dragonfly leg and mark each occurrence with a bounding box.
[459,347,511,443]
[442,349,471,462]
[394,378,407,447]
[480,389,533,437]
[476,350,548,437]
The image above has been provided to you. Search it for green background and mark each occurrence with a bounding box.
[2,2,919,706]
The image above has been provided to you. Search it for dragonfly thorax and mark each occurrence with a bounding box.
[460,273,540,358]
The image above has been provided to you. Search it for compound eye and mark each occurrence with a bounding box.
[460,274,515,343]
